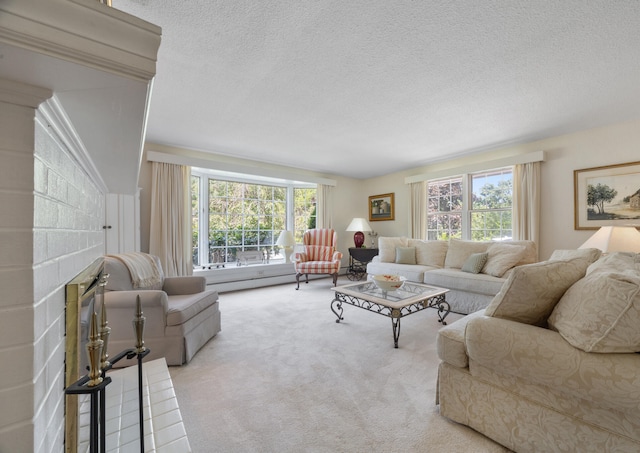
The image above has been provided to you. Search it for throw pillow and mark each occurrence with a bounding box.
[585,251,640,276]
[461,252,488,274]
[499,240,538,266]
[548,270,640,353]
[482,243,527,277]
[395,247,416,265]
[549,248,602,264]
[444,239,491,269]
[485,258,591,326]
[408,239,448,267]
[378,237,408,263]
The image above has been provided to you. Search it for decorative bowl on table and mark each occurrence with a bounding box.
[372,274,406,291]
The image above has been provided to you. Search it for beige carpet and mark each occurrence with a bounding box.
[169,276,511,453]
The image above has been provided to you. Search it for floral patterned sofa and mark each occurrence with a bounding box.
[436,250,640,452]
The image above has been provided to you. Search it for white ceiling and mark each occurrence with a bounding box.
[112,0,640,179]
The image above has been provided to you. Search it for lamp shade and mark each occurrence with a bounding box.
[578,226,640,253]
[346,218,372,233]
[276,230,296,247]
[276,230,296,263]
[346,218,372,248]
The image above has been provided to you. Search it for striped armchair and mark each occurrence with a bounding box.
[294,228,343,289]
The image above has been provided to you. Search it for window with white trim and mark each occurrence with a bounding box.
[427,167,513,241]
[293,188,316,243]
[191,170,316,267]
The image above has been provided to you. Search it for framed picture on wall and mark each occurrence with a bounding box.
[369,193,395,221]
[574,161,640,230]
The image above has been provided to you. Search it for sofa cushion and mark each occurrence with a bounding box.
[408,239,448,267]
[367,261,436,283]
[444,239,491,269]
[165,291,219,326]
[586,251,640,275]
[482,243,527,277]
[378,237,408,263]
[485,258,591,326]
[423,268,505,296]
[461,252,488,274]
[395,246,416,264]
[502,240,538,266]
[548,270,640,353]
[549,248,602,263]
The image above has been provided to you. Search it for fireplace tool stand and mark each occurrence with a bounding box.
[65,294,149,453]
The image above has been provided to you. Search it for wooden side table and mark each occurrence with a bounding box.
[347,247,379,281]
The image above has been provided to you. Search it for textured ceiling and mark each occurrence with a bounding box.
[113,0,640,179]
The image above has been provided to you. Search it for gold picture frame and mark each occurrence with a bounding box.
[369,193,395,221]
[574,161,640,230]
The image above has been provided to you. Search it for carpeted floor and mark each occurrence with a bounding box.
[169,276,511,453]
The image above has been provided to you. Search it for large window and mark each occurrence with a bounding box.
[192,170,316,267]
[427,177,463,240]
[293,188,316,243]
[427,168,513,241]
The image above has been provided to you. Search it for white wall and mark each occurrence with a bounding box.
[0,88,105,452]
[137,144,365,268]
[137,118,640,277]
[363,118,640,260]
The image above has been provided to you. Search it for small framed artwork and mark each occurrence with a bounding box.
[369,193,395,222]
[574,161,640,230]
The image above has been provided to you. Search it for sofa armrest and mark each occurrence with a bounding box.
[104,290,167,310]
[104,290,169,334]
[294,252,309,263]
[332,251,343,262]
[465,316,640,413]
[163,276,206,295]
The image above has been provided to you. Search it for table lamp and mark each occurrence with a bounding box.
[346,217,372,248]
[578,226,640,253]
[276,230,296,263]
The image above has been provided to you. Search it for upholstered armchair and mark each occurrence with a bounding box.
[294,228,343,289]
[102,253,221,366]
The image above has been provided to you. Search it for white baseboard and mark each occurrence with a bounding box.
[200,264,346,293]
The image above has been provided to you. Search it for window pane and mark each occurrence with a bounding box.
[273,187,286,201]
[472,169,512,209]
[193,176,316,265]
[471,209,512,240]
[427,177,463,240]
[191,176,200,265]
[244,184,258,199]
[427,169,512,241]
[209,180,227,197]
[294,188,317,242]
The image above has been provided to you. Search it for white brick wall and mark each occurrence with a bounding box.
[0,91,105,452]
[0,99,39,453]
[33,111,105,453]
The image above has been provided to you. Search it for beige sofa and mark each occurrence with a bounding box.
[103,253,221,366]
[437,250,640,452]
[366,237,537,314]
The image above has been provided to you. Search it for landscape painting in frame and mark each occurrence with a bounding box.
[574,161,640,230]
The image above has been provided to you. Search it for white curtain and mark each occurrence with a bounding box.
[410,181,427,239]
[149,162,192,276]
[513,161,541,255]
[316,184,333,229]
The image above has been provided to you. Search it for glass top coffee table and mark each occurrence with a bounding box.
[331,280,450,348]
